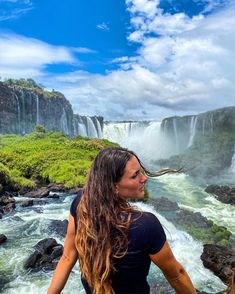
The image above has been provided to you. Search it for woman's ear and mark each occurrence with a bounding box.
[113,183,119,194]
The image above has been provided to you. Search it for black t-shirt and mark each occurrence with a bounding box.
[70,191,166,294]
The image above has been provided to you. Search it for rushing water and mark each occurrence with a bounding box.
[1,122,234,293]
[0,194,227,293]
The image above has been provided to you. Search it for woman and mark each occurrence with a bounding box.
[48,147,196,294]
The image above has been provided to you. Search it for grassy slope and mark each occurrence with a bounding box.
[0,130,117,190]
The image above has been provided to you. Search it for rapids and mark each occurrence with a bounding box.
[1,121,234,293]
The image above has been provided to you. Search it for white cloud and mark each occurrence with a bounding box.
[72,47,96,54]
[0,0,235,121]
[0,0,33,21]
[50,1,235,120]
[96,22,110,31]
[0,33,76,78]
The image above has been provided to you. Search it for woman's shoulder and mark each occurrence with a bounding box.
[132,210,163,230]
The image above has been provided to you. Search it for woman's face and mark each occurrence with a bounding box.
[115,156,148,199]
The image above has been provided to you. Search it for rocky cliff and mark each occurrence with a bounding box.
[0,81,103,137]
[161,107,235,153]
[157,107,235,176]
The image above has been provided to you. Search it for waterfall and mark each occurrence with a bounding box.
[103,122,143,145]
[210,113,214,133]
[36,94,39,125]
[14,93,21,133]
[73,115,103,138]
[78,122,88,137]
[173,118,179,153]
[187,116,198,148]
[60,108,69,135]
[19,89,26,134]
[103,121,166,161]
[95,117,102,138]
[86,117,98,138]
[231,146,235,173]
[202,118,205,136]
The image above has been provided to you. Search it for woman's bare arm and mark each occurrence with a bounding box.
[47,215,78,294]
[150,241,196,294]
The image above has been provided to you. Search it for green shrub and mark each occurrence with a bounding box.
[0,132,118,190]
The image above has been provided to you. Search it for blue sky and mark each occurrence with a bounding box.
[0,0,235,120]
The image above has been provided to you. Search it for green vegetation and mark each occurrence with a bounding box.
[4,78,43,90]
[2,78,64,99]
[180,222,232,247]
[0,129,117,190]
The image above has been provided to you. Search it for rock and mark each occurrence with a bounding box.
[0,234,7,244]
[24,238,63,270]
[48,219,68,237]
[0,195,15,206]
[150,197,179,211]
[3,202,15,213]
[23,187,50,198]
[21,200,34,207]
[47,183,68,192]
[47,193,60,199]
[68,188,83,194]
[205,185,235,205]
[21,199,48,207]
[176,210,213,229]
[201,244,235,286]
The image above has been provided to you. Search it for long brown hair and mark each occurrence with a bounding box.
[75,147,179,293]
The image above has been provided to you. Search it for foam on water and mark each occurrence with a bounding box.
[134,202,226,292]
[149,174,235,234]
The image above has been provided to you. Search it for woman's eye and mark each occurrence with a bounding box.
[131,172,139,179]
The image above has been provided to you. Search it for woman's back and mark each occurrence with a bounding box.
[71,192,166,294]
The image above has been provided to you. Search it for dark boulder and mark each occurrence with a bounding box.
[0,195,15,206]
[3,202,15,213]
[48,193,60,199]
[205,185,235,205]
[21,199,48,207]
[201,244,235,287]
[176,210,213,229]
[24,238,63,270]
[23,187,50,198]
[47,183,68,192]
[150,197,179,211]
[0,234,7,244]
[48,219,68,237]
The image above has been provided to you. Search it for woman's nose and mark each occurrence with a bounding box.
[141,174,148,183]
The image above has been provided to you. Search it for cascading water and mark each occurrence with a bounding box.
[1,121,233,293]
[36,94,39,125]
[230,146,235,173]
[60,108,69,135]
[95,117,102,138]
[19,89,26,134]
[187,116,198,147]
[103,121,163,159]
[14,93,21,133]
[0,194,226,294]
[210,113,214,133]
[86,117,98,138]
[173,118,179,153]
[73,115,103,138]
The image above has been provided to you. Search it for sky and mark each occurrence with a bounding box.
[0,0,235,121]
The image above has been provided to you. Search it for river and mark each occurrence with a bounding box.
[0,121,234,293]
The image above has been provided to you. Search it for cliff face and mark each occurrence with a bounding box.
[158,107,235,176]
[0,82,103,137]
[161,107,235,153]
